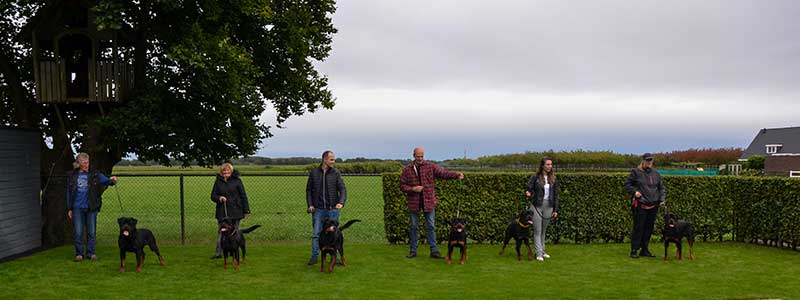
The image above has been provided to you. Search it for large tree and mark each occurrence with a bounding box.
[0,0,337,247]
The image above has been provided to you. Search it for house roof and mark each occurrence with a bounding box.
[741,126,800,159]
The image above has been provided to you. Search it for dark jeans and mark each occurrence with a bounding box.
[631,206,658,253]
[409,209,439,254]
[72,208,98,256]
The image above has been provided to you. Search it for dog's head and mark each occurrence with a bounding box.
[518,210,534,225]
[323,218,339,234]
[117,217,138,237]
[219,219,236,237]
[664,213,679,229]
[449,217,467,233]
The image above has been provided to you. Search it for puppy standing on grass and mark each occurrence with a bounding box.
[319,219,361,273]
[662,213,695,261]
[499,210,535,261]
[219,220,261,270]
[446,217,468,265]
[117,217,165,273]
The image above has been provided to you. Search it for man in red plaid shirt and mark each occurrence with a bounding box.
[400,147,464,259]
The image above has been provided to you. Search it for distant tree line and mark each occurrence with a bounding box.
[443,148,744,169]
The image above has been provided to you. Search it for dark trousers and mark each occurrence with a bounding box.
[631,206,657,253]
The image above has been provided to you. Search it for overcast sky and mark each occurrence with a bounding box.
[257,0,800,161]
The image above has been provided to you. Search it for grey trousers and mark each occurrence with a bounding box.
[531,201,553,257]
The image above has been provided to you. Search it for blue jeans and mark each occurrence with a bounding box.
[311,209,340,257]
[72,208,98,256]
[409,209,438,254]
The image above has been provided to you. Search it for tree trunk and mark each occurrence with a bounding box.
[40,130,74,249]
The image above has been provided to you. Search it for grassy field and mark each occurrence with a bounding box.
[2,242,798,299]
[97,174,385,244]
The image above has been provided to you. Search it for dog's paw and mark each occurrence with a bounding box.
[119,267,125,273]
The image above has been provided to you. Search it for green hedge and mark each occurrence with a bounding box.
[382,173,800,249]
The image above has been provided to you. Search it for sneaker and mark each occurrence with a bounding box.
[630,252,639,259]
[210,254,222,259]
[74,255,83,262]
[542,253,551,259]
[307,256,318,265]
[406,252,417,259]
[536,256,544,261]
[430,251,444,259]
[639,251,655,258]
[90,254,98,261]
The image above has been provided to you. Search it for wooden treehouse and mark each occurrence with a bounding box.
[27,0,134,104]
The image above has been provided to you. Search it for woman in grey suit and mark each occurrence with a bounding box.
[525,157,560,261]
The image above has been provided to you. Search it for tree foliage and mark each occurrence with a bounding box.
[1,0,338,246]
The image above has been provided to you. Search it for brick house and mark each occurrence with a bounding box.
[740,126,800,177]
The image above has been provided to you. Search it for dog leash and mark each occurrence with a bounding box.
[456,180,465,218]
[114,184,126,215]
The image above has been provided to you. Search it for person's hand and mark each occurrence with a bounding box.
[67,210,72,220]
[307,206,315,213]
[525,191,532,198]
[244,213,251,219]
[634,191,642,198]
[660,200,667,207]
[457,173,464,180]
[219,196,227,203]
[335,203,343,209]
[110,176,118,183]
[552,211,559,219]
[412,186,423,193]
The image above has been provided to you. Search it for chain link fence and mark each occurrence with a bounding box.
[81,174,385,245]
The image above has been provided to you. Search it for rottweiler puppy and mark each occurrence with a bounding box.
[117,217,165,273]
[446,217,468,265]
[219,220,261,270]
[499,210,535,261]
[319,219,361,273]
[662,213,695,261]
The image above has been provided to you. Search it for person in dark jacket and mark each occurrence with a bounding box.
[66,152,117,262]
[306,150,347,265]
[400,147,464,259]
[525,157,559,261]
[624,153,666,258]
[210,163,251,259]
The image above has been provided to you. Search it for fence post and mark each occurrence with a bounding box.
[180,174,185,245]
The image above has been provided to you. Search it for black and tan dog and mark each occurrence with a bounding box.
[319,219,361,273]
[499,210,535,261]
[117,217,165,273]
[446,217,468,265]
[662,213,695,261]
[219,220,261,270]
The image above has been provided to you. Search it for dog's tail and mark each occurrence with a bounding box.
[240,225,262,234]
[339,219,361,231]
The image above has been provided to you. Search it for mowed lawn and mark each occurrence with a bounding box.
[97,175,385,244]
[2,242,798,300]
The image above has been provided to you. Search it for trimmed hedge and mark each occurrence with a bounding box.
[382,173,800,249]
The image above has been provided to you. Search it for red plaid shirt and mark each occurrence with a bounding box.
[400,161,460,213]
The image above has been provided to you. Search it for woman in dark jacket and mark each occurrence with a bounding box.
[210,163,251,258]
[624,153,665,259]
[525,157,559,261]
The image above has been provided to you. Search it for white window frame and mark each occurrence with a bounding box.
[766,144,783,154]
[790,171,800,178]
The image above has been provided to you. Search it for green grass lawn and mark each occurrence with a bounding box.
[97,175,384,244]
[2,242,798,300]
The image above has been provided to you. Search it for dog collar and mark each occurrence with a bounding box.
[517,220,530,228]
